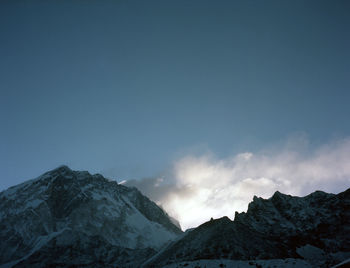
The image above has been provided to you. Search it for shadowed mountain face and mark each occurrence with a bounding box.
[145,188,350,267]
[0,166,182,267]
[0,166,349,268]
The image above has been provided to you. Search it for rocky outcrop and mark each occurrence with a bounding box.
[145,188,350,267]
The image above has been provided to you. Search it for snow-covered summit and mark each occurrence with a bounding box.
[0,166,182,267]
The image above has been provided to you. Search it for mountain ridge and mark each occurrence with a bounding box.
[0,166,182,267]
[0,166,349,268]
[145,187,350,267]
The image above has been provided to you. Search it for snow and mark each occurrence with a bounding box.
[0,228,70,268]
[23,199,43,210]
[161,258,313,268]
[123,196,178,249]
[2,166,348,268]
[0,165,183,267]
[331,258,350,268]
[296,244,325,260]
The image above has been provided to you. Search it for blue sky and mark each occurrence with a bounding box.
[1,0,350,196]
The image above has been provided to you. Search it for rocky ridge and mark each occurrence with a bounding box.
[1,166,349,268]
[0,166,182,267]
[145,188,350,267]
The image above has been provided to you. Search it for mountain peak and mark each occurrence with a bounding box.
[54,164,71,172]
[0,167,182,267]
[271,190,289,200]
[44,165,73,176]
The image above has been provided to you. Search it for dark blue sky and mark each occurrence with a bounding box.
[1,0,349,190]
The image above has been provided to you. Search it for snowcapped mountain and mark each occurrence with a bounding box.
[145,188,350,267]
[0,166,182,267]
[1,165,349,268]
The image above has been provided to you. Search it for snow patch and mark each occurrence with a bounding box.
[161,258,313,268]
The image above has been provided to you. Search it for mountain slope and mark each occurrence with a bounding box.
[145,188,350,267]
[0,166,182,267]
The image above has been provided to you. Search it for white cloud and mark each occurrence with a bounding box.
[126,137,350,230]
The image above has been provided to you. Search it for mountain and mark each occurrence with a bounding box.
[0,166,182,268]
[1,166,349,268]
[145,188,350,267]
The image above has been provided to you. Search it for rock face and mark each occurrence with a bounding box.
[1,166,349,268]
[145,188,350,267]
[0,166,182,267]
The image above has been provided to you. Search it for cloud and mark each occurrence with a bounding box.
[125,137,350,230]
[124,177,175,202]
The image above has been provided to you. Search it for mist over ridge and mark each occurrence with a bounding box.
[125,137,350,229]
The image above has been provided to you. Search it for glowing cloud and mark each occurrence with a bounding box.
[126,137,350,230]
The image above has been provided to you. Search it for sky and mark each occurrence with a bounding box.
[1,1,349,229]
